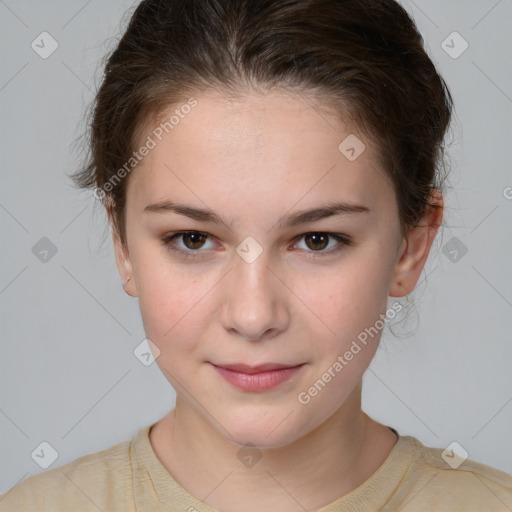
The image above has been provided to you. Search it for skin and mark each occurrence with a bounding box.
[111,89,442,511]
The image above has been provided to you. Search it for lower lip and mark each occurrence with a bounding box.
[212,364,304,391]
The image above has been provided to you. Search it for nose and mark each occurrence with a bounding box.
[220,249,290,342]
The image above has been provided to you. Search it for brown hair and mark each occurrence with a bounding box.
[71,0,453,254]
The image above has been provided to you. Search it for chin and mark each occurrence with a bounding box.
[217,407,305,450]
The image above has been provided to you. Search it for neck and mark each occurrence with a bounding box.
[149,383,397,511]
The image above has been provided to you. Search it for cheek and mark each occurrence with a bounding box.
[291,250,394,370]
[133,254,210,348]
[301,260,391,333]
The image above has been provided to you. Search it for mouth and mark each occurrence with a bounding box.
[210,362,305,391]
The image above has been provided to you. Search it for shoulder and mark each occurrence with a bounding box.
[0,435,135,512]
[391,435,512,511]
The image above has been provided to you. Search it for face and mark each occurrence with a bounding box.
[113,89,438,448]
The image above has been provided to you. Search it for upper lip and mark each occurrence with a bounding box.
[211,362,304,374]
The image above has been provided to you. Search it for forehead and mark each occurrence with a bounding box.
[127,90,393,217]
[151,90,364,160]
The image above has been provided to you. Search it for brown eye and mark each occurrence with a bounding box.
[304,232,329,251]
[293,232,352,259]
[181,232,207,249]
[162,231,215,258]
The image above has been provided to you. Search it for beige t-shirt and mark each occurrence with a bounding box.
[1,424,511,511]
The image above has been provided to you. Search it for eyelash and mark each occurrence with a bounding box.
[161,230,352,260]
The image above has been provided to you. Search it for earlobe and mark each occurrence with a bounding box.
[389,191,443,298]
[389,237,410,297]
[111,224,138,297]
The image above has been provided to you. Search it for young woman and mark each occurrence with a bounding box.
[2,0,511,510]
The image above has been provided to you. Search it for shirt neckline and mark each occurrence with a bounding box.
[131,422,417,511]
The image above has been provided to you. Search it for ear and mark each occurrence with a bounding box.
[389,190,443,297]
[108,210,138,297]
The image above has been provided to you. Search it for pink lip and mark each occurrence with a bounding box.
[211,362,304,391]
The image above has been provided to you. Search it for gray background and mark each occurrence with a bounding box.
[1,0,511,494]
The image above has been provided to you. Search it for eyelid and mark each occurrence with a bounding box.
[162,230,352,259]
[290,232,352,260]
[162,230,217,257]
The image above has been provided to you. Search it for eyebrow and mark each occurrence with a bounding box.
[143,200,370,227]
